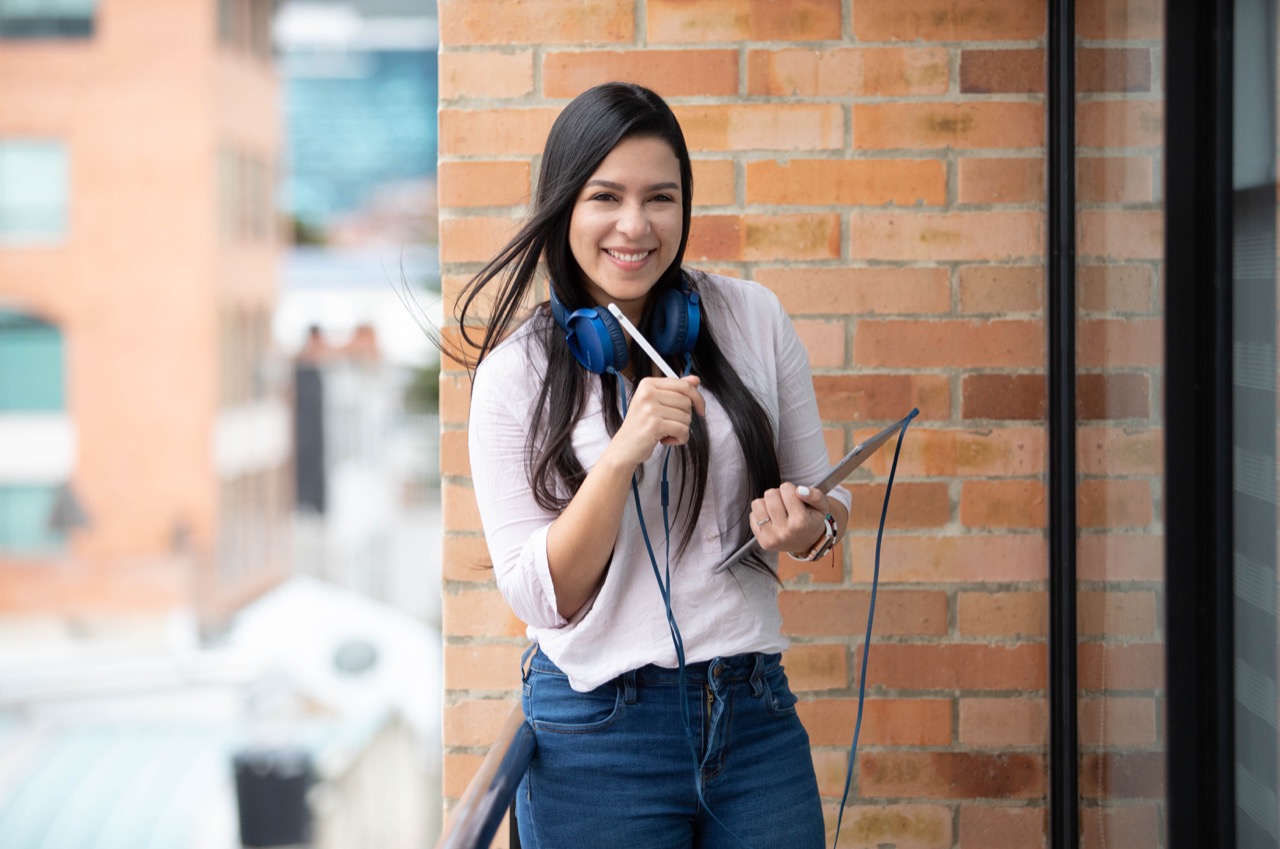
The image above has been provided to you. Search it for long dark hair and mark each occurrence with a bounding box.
[455,82,780,562]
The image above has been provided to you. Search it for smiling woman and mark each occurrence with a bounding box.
[449,82,850,848]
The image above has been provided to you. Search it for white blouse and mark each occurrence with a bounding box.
[467,273,851,692]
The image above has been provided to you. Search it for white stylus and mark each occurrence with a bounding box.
[606,303,681,379]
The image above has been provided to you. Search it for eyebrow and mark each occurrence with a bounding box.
[584,179,681,193]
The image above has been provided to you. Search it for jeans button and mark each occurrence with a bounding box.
[712,663,725,677]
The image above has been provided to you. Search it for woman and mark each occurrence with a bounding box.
[461,82,850,848]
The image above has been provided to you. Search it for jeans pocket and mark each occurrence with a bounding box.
[527,670,624,734]
[762,664,799,717]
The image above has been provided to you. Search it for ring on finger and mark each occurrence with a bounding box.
[756,517,771,526]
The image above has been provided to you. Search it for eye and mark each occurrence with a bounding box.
[650,193,676,203]
[588,191,618,202]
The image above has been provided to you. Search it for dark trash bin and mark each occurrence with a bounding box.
[233,747,316,847]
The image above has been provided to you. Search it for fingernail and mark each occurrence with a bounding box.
[797,486,810,497]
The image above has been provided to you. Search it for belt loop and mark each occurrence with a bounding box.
[520,643,537,682]
[749,652,765,698]
[622,668,637,704]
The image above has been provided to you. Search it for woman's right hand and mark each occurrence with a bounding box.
[603,375,706,468]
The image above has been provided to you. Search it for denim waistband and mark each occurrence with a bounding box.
[524,645,780,690]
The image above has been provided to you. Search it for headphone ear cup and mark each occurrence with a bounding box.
[650,288,700,356]
[564,307,629,374]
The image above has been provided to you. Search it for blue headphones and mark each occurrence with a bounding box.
[549,282,701,375]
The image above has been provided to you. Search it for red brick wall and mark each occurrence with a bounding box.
[438,1,1162,845]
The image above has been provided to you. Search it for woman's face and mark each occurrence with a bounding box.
[568,135,684,325]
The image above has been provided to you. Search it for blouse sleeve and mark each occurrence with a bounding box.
[468,351,569,630]
[769,297,853,516]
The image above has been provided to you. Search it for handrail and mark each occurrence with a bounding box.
[435,704,535,849]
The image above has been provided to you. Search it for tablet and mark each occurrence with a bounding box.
[713,408,919,573]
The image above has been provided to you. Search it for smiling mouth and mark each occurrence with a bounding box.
[604,248,653,263]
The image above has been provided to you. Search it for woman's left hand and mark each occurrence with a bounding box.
[750,483,832,554]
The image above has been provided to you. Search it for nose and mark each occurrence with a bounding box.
[616,201,650,240]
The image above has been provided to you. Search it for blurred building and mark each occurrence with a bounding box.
[0,0,290,640]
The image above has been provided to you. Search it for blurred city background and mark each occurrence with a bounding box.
[0,1,445,846]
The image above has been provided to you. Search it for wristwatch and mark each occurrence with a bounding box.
[790,513,838,562]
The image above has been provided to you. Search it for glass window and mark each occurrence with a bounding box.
[0,141,68,243]
[0,311,64,411]
[0,0,96,39]
[0,485,63,553]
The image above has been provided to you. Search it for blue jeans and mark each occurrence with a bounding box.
[516,649,824,849]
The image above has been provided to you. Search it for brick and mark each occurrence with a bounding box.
[1077,100,1162,149]
[860,752,1046,799]
[438,107,560,155]
[438,0,632,45]
[1079,589,1158,637]
[849,535,1048,584]
[1078,318,1163,366]
[440,428,471,477]
[757,267,951,316]
[1080,210,1163,262]
[861,426,1047,478]
[957,158,1045,205]
[744,214,841,261]
[798,698,953,746]
[648,0,841,43]
[960,49,1044,94]
[855,103,1044,150]
[443,753,485,798]
[438,160,532,208]
[1078,642,1163,691]
[440,215,521,264]
[443,534,495,580]
[691,159,735,206]
[961,480,1046,529]
[442,697,519,747]
[858,644,1047,691]
[848,482,951,529]
[1077,426,1162,476]
[444,643,526,691]
[1077,0,1163,40]
[1081,804,1160,849]
[959,698,1048,747]
[962,374,1047,421]
[1080,697,1158,747]
[814,374,952,422]
[1077,479,1153,529]
[1077,532,1162,581]
[542,49,738,99]
[784,643,848,691]
[440,372,473,425]
[1078,264,1154,313]
[819,803,953,849]
[780,588,949,636]
[794,319,846,368]
[439,50,534,100]
[675,103,844,151]
[960,806,1047,848]
[1079,752,1164,799]
[958,590,1048,637]
[1076,373,1151,420]
[854,319,1044,368]
[1078,156,1154,204]
[1077,47,1153,93]
[747,159,945,207]
[685,214,741,261]
[851,211,1044,262]
[442,480,482,532]
[854,0,1046,41]
[443,587,526,638]
[958,265,1045,313]
[747,47,950,97]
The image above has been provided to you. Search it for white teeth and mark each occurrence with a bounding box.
[606,249,650,262]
